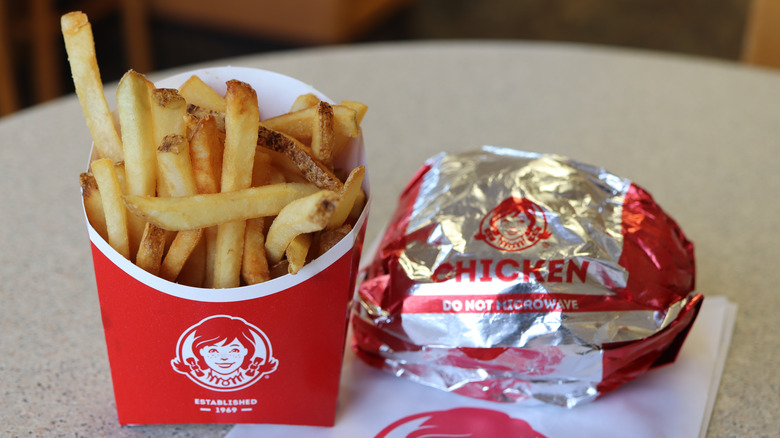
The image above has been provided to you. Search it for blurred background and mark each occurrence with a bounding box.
[1,0,776,117]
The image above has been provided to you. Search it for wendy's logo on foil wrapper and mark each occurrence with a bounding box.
[375,407,547,438]
[475,197,551,252]
[171,315,278,392]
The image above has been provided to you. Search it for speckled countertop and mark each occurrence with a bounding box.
[1,41,778,437]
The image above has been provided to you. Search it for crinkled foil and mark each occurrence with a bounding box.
[351,146,701,408]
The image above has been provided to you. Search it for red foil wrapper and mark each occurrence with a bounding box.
[351,146,701,407]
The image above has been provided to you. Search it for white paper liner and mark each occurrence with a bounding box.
[226,295,736,437]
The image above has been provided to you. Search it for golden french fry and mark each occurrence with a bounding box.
[156,134,198,197]
[91,158,130,258]
[265,190,338,264]
[313,224,352,258]
[117,70,155,257]
[112,162,127,193]
[290,93,320,112]
[156,134,203,280]
[252,150,272,187]
[123,182,319,230]
[80,172,108,241]
[136,222,167,275]
[151,88,187,197]
[202,226,219,288]
[61,12,123,163]
[257,125,343,192]
[269,260,289,279]
[187,104,226,133]
[189,115,223,194]
[241,151,272,285]
[213,80,260,288]
[261,147,305,182]
[328,165,365,229]
[118,70,156,197]
[340,100,368,124]
[214,220,245,288]
[311,101,335,169]
[348,188,367,223]
[177,236,206,287]
[241,217,270,285]
[188,115,223,288]
[178,75,226,113]
[334,100,368,158]
[160,229,203,282]
[260,104,359,144]
[220,80,259,192]
[286,233,312,275]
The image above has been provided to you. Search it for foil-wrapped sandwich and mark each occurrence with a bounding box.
[351,146,702,408]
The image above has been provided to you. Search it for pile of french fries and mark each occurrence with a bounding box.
[63,11,367,288]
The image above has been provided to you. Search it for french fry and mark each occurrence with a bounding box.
[177,237,206,287]
[151,88,187,198]
[91,158,130,259]
[213,80,260,288]
[178,75,227,113]
[117,70,156,257]
[188,115,223,287]
[187,104,226,133]
[348,189,367,223]
[61,12,123,163]
[311,101,335,169]
[265,190,338,264]
[328,165,365,229]
[313,224,352,259]
[340,100,368,124]
[124,182,319,231]
[268,166,287,184]
[136,222,166,275]
[156,134,203,282]
[252,150,273,187]
[261,147,308,183]
[290,93,320,112]
[189,115,223,195]
[260,104,359,144]
[242,217,270,284]
[160,228,203,282]
[335,100,368,157]
[243,151,272,284]
[156,134,198,197]
[286,233,312,275]
[257,125,343,192]
[241,151,272,284]
[269,260,289,279]
[118,70,156,198]
[80,172,108,241]
[202,225,219,288]
[220,80,259,192]
[113,162,127,194]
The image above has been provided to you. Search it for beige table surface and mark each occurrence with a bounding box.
[1,41,778,437]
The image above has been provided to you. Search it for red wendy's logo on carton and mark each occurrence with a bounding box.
[375,407,546,438]
[475,197,551,252]
[171,315,278,392]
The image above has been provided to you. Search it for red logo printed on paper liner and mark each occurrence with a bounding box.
[375,407,547,438]
[475,197,551,252]
[171,315,278,392]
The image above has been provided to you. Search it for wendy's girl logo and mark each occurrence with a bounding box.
[475,197,551,252]
[171,315,278,392]
[375,407,546,438]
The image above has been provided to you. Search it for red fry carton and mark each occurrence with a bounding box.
[84,67,369,426]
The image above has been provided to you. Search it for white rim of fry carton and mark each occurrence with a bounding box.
[83,66,370,303]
